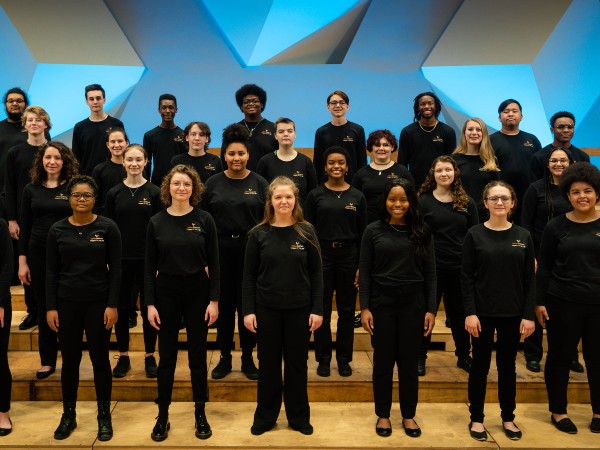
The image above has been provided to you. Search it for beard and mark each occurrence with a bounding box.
[7,110,22,122]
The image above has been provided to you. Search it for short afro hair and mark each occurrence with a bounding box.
[235,84,267,111]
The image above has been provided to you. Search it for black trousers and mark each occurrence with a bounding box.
[57,299,112,403]
[12,236,36,317]
[216,238,255,355]
[254,304,311,429]
[28,242,58,367]
[524,314,579,364]
[314,242,357,364]
[0,301,11,412]
[421,268,471,359]
[115,259,156,353]
[371,294,423,419]
[468,315,521,423]
[545,295,600,415]
[155,273,209,406]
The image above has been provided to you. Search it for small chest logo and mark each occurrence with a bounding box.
[90,233,104,243]
[290,241,305,251]
[261,130,272,136]
[54,193,68,201]
[345,203,357,211]
[432,135,444,143]
[386,173,398,179]
[595,232,600,238]
[524,141,534,148]
[138,197,152,206]
[174,135,184,143]
[292,171,304,178]
[511,239,526,248]
[244,189,258,195]
[204,163,216,172]
[342,135,354,142]
[186,223,203,232]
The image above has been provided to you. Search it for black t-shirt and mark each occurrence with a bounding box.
[529,144,590,181]
[0,120,27,194]
[4,142,44,221]
[256,152,317,206]
[143,126,186,186]
[171,152,223,183]
[224,119,277,172]
[91,160,126,214]
[452,153,499,222]
[313,121,367,177]
[72,116,124,175]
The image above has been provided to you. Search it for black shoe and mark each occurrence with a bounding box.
[290,422,313,435]
[417,357,426,376]
[145,355,158,378]
[354,312,361,328]
[211,354,232,379]
[375,418,392,437]
[241,355,259,381]
[402,419,421,438]
[128,315,137,328]
[571,360,584,373]
[195,413,212,439]
[338,362,352,377]
[457,356,472,373]
[54,404,77,440]
[250,422,275,436]
[316,362,330,377]
[0,419,12,436]
[112,356,131,378]
[36,366,56,379]
[591,417,600,433]
[468,422,487,441]
[151,416,170,441]
[526,360,541,373]
[18,314,36,330]
[551,415,577,434]
[445,317,452,328]
[502,422,522,440]
[97,401,113,441]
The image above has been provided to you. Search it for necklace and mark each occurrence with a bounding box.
[371,161,392,175]
[388,222,406,232]
[127,186,140,197]
[243,118,264,137]
[74,224,88,236]
[418,121,438,133]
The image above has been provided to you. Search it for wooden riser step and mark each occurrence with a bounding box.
[0,401,598,449]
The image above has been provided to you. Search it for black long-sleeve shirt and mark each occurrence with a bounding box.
[144,208,220,305]
[398,122,456,188]
[0,120,27,196]
[171,152,223,184]
[46,215,122,310]
[256,152,317,205]
[358,220,436,312]
[461,224,535,320]
[0,219,13,308]
[452,153,499,222]
[4,142,44,221]
[19,183,71,254]
[418,192,478,269]
[352,163,414,223]
[91,160,126,214]
[529,144,589,181]
[304,184,367,244]
[221,119,277,172]
[242,223,323,315]
[313,121,367,177]
[72,116,124,175]
[104,182,162,259]
[536,215,600,306]
[202,172,268,238]
[143,126,186,186]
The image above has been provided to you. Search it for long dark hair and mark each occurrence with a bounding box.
[380,178,431,259]
[543,147,574,221]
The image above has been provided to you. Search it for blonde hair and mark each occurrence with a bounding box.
[453,118,499,172]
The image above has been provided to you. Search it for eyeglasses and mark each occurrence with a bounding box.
[70,192,95,199]
[554,124,574,130]
[328,101,347,106]
[242,99,260,106]
[486,196,512,204]
[549,158,569,164]
[6,99,25,104]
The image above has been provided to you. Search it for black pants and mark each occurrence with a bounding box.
[28,242,58,367]
[314,242,357,364]
[371,294,423,419]
[254,304,311,429]
[115,259,156,353]
[421,268,470,359]
[216,238,255,356]
[155,273,209,406]
[468,315,521,423]
[12,236,36,317]
[524,315,579,364]
[545,295,600,415]
[58,299,112,403]
[0,302,11,412]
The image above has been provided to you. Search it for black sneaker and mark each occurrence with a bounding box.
[19,314,36,330]
[241,355,259,380]
[571,360,584,373]
[211,354,232,379]
[338,361,352,377]
[317,362,330,377]
[195,413,212,439]
[112,356,131,378]
[145,355,158,378]
[457,356,473,373]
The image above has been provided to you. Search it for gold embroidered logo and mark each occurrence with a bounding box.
[524,141,534,147]
[290,241,305,251]
[342,135,354,142]
[432,135,444,143]
[174,135,184,142]
[345,203,357,211]
[90,233,104,243]
[386,173,398,179]
[138,197,151,206]
[511,239,526,248]
[261,130,272,136]
[186,223,203,232]
[244,189,258,195]
[204,163,216,171]
[292,171,304,178]
[54,193,69,201]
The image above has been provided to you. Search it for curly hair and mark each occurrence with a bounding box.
[482,180,518,219]
[221,123,250,153]
[413,92,441,122]
[160,164,204,207]
[67,175,98,196]
[559,162,600,198]
[452,118,499,172]
[366,129,398,153]
[418,156,470,211]
[31,141,79,186]
[235,84,267,111]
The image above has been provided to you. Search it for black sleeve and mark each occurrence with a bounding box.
[522,232,536,320]
[18,185,34,255]
[467,197,479,228]
[529,154,544,182]
[397,129,409,167]
[106,222,122,308]
[255,157,267,180]
[423,239,437,313]
[71,124,82,162]
[306,227,323,315]
[358,227,374,310]
[520,185,536,235]
[304,190,316,225]
[45,226,60,310]
[144,220,158,306]
[535,222,558,306]
[241,229,260,315]
[397,164,415,186]
[4,150,18,221]
[312,130,324,175]
[356,193,368,245]
[356,127,367,169]
[305,159,318,196]
[104,187,116,220]
[143,132,152,179]
[0,220,13,309]
[205,214,220,301]
[444,127,457,155]
[460,231,477,316]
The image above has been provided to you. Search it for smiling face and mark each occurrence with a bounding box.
[567,181,598,215]
[433,161,455,188]
[106,131,128,158]
[5,93,26,120]
[43,146,63,176]
[24,112,48,137]
[224,142,249,172]
[241,94,262,117]
[185,124,209,153]
[464,120,483,146]
[326,94,349,119]
[418,95,436,120]
[484,185,514,218]
[169,173,193,203]
[69,182,96,214]
[271,184,296,219]
[386,186,409,224]
[547,149,570,181]
[158,99,177,123]
[325,152,347,181]
[123,148,147,176]
[371,137,393,164]
[551,117,575,146]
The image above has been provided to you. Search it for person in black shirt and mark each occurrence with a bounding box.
[418,156,478,375]
[72,84,124,175]
[144,94,186,186]
[242,176,323,436]
[0,219,14,436]
[91,128,128,214]
[452,118,500,222]
[228,84,277,171]
[536,163,600,434]
[46,175,122,442]
[461,181,535,441]
[204,124,267,381]
[398,92,456,189]
[352,129,413,224]
[105,144,161,379]
[171,121,222,183]
[360,178,436,438]
[18,142,78,380]
[145,165,219,441]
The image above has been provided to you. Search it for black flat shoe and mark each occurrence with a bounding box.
[402,419,421,437]
[376,418,392,437]
[19,314,36,330]
[457,356,472,373]
[289,422,313,435]
[338,362,352,377]
[591,417,600,433]
[551,415,577,434]
[502,422,522,440]
[468,422,487,441]
[36,367,56,379]
[0,419,12,436]
[526,360,541,373]
[570,360,584,373]
[151,416,170,441]
[316,362,330,377]
[250,422,275,436]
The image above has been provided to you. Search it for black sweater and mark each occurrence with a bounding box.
[4,142,44,221]
[461,224,535,320]
[242,223,323,315]
[256,152,317,205]
[358,220,436,312]
[170,152,223,183]
[0,219,13,308]
[0,120,27,194]
[72,116,124,175]
[313,121,367,177]
[46,215,122,309]
[91,160,126,214]
[143,125,186,186]
[452,153,499,221]
[144,208,220,305]
[536,215,600,306]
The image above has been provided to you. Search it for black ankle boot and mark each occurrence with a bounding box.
[195,404,212,440]
[97,401,113,441]
[54,402,77,440]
